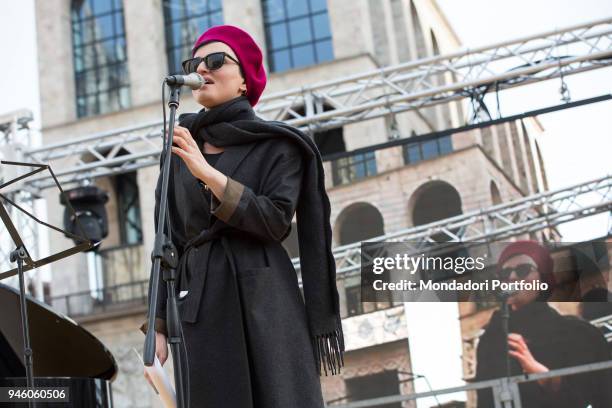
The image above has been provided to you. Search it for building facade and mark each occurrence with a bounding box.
[34,1,553,407]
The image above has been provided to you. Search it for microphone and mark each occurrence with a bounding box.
[497,288,518,300]
[165,73,204,89]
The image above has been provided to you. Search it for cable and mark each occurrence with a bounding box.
[421,374,443,408]
[180,317,190,408]
[162,82,167,169]
[397,370,442,408]
[495,80,502,118]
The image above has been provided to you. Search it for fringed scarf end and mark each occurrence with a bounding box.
[312,325,345,377]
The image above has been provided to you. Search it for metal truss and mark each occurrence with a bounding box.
[0,111,43,297]
[1,112,36,274]
[256,17,612,130]
[0,191,40,288]
[10,17,612,192]
[16,121,165,192]
[294,174,612,278]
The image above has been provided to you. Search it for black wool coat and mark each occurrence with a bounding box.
[474,302,612,408]
[141,122,326,407]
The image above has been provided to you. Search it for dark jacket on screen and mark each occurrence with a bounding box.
[474,302,612,408]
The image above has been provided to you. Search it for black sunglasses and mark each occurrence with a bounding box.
[182,52,242,75]
[498,263,536,280]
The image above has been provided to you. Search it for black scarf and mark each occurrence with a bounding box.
[178,95,345,376]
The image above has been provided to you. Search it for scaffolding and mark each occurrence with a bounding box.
[1,17,611,408]
[5,18,612,192]
[311,174,612,278]
[326,360,612,407]
[0,109,46,300]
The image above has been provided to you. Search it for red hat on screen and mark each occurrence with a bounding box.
[498,240,555,286]
[192,25,267,107]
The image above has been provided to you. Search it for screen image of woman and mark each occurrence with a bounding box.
[474,240,612,408]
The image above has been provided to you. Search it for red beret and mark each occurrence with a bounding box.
[498,240,555,286]
[192,25,267,107]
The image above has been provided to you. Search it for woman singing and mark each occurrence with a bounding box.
[140,25,345,407]
[474,241,611,407]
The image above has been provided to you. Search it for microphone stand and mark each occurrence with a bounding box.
[501,298,512,380]
[497,290,515,407]
[143,82,188,408]
[11,246,35,408]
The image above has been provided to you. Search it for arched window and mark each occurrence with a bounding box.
[430,29,440,56]
[262,0,333,72]
[534,140,549,191]
[71,0,130,117]
[510,120,529,192]
[336,202,385,245]
[430,29,454,128]
[520,120,539,194]
[410,1,426,59]
[490,181,502,205]
[163,0,224,75]
[411,181,462,225]
[335,203,392,316]
[409,181,462,242]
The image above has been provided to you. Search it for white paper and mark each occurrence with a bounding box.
[133,348,177,408]
[179,290,189,298]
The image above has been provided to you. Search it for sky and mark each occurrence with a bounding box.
[0,0,610,243]
[0,0,39,126]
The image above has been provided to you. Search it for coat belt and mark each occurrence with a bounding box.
[176,227,238,319]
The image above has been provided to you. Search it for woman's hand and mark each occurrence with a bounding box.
[170,125,228,203]
[143,331,168,389]
[508,333,545,373]
[507,333,561,391]
[170,125,211,181]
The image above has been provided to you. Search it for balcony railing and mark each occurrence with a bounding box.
[341,305,409,352]
[344,284,397,318]
[48,279,148,318]
[96,242,147,288]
